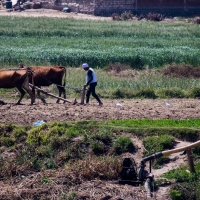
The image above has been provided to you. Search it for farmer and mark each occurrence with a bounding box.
[82,63,103,106]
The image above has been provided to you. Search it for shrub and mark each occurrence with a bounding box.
[135,89,157,99]
[111,11,133,21]
[192,146,200,159]
[143,135,175,168]
[104,62,132,73]
[112,136,134,154]
[190,88,200,98]
[111,13,121,21]
[90,141,105,155]
[138,14,145,20]
[161,64,200,78]
[158,88,185,98]
[143,135,175,156]
[169,182,197,200]
[121,11,133,21]
[170,189,182,200]
[0,137,15,147]
[111,88,136,99]
[112,88,126,98]
[13,128,27,140]
[146,13,164,21]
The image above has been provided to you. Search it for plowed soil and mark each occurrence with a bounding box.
[0,97,200,125]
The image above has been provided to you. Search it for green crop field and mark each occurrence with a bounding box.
[0,16,200,68]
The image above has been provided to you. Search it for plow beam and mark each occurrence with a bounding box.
[29,84,75,104]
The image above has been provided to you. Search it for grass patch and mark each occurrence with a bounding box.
[163,162,200,200]
[143,135,175,168]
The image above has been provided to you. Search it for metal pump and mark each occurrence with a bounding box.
[118,140,200,199]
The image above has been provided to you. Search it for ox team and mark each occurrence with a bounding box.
[25,63,103,106]
[82,63,103,107]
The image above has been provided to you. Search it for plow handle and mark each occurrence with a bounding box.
[81,85,87,105]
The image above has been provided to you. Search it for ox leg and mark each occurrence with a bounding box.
[56,86,66,103]
[16,87,25,105]
[35,87,46,103]
[24,87,35,105]
[56,86,66,104]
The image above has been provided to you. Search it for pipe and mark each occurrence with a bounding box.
[144,178,152,198]
[162,140,200,156]
[141,140,200,164]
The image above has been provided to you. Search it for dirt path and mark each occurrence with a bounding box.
[0,8,112,20]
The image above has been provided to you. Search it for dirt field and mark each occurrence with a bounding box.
[1,97,200,125]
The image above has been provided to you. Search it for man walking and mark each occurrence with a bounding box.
[82,63,103,106]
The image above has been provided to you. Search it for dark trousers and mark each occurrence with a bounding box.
[86,82,101,103]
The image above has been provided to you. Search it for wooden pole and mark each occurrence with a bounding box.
[81,85,86,105]
[29,84,73,103]
[186,149,195,173]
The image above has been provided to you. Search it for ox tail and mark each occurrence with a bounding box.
[63,67,66,88]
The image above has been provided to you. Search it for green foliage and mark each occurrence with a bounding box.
[0,137,15,147]
[190,88,200,98]
[143,135,175,168]
[111,88,136,99]
[44,158,56,169]
[112,136,134,154]
[193,146,200,158]
[143,135,175,156]
[13,128,27,141]
[112,11,134,21]
[32,157,42,170]
[41,176,51,184]
[158,88,185,98]
[107,119,200,128]
[90,141,105,155]
[37,145,53,157]
[135,88,157,99]
[169,182,198,200]
[66,191,78,200]
[170,189,182,200]
[146,13,164,21]
[163,163,200,199]
[0,124,16,136]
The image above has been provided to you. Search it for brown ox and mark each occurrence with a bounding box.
[19,64,66,103]
[0,69,35,104]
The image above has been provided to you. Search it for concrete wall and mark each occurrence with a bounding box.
[94,0,200,17]
[44,0,200,17]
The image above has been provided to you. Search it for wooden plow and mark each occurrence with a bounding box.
[29,84,77,104]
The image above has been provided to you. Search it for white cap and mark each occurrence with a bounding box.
[82,63,89,69]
